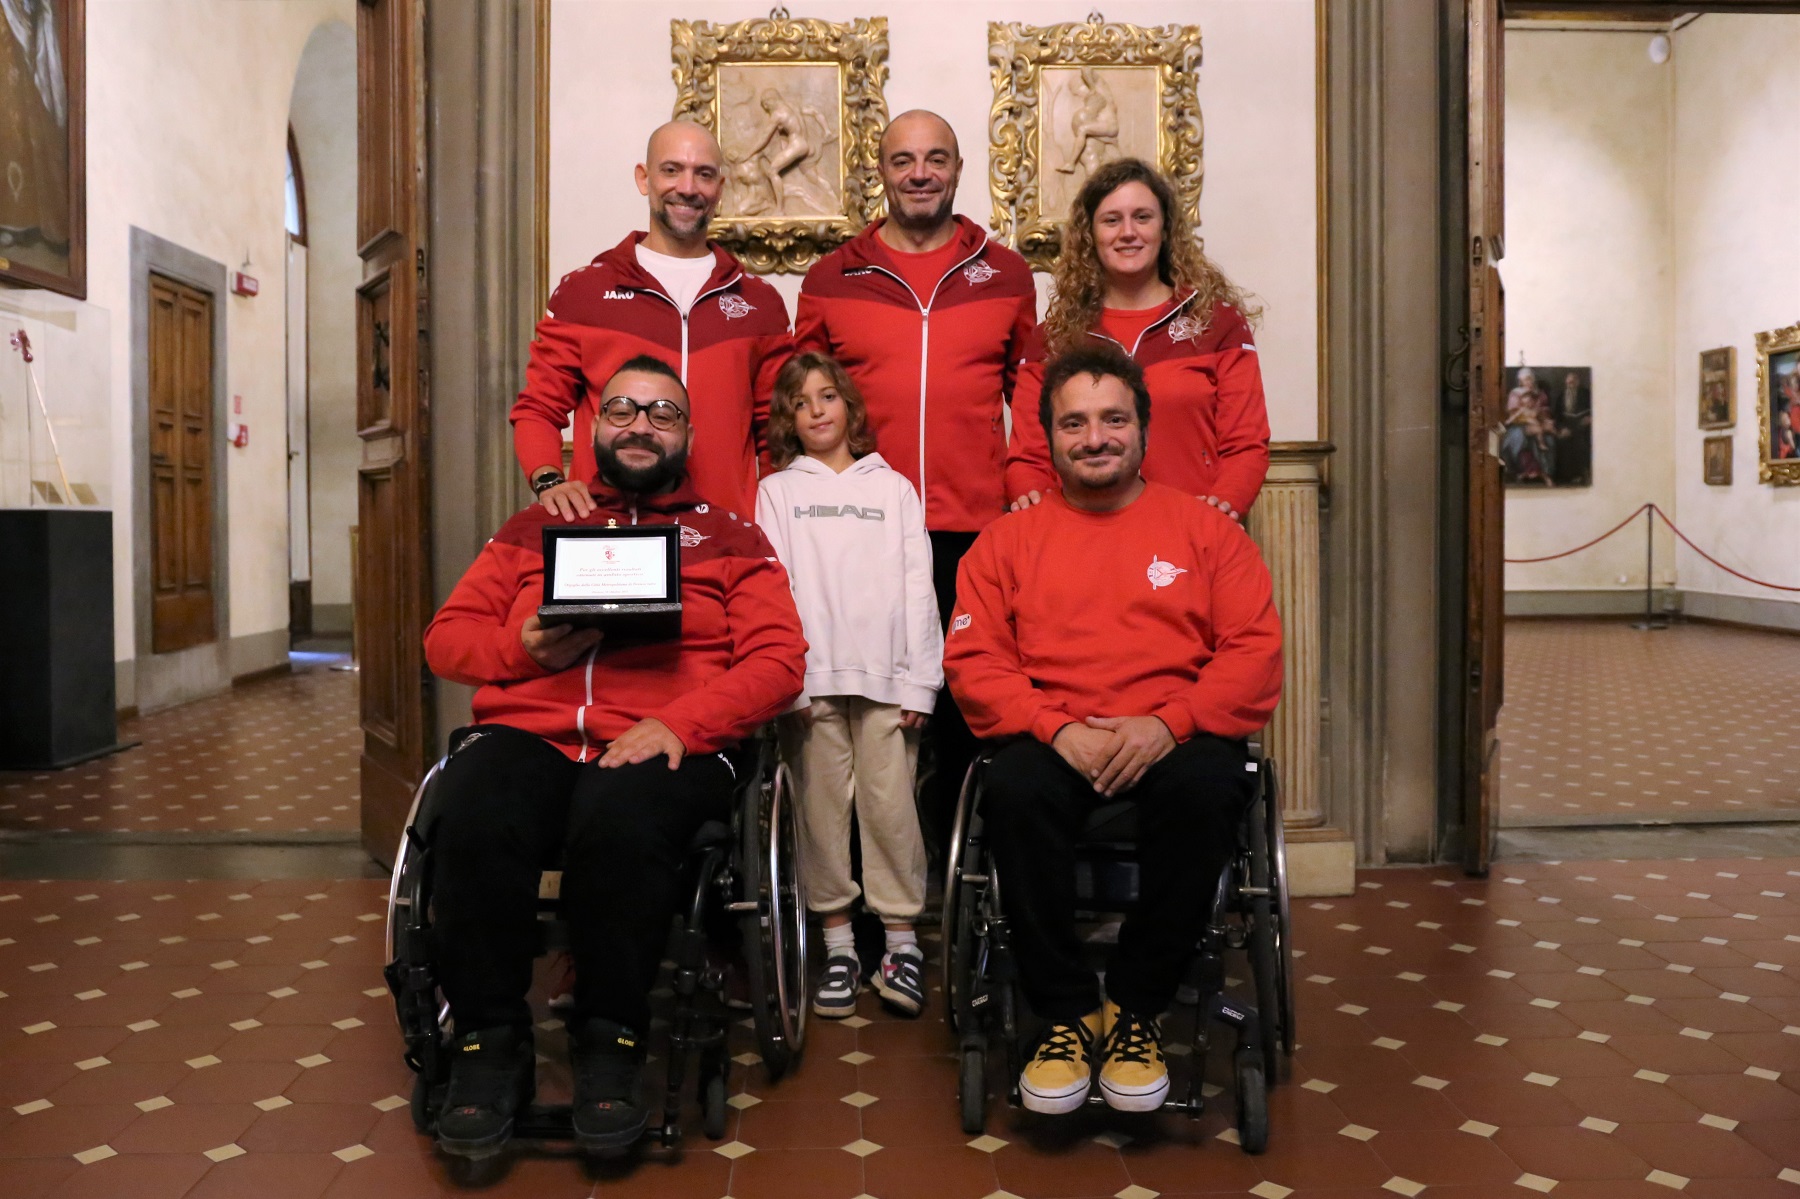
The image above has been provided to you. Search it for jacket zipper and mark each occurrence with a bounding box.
[1088,292,1193,359]
[859,243,987,517]
[634,270,744,383]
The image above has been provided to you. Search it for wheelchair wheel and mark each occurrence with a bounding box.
[410,1069,442,1135]
[1234,1047,1268,1154]
[740,758,808,1080]
[384,758,446,986]
[1264,760,1297,1059]
[1246,790,1282,1080]
[940,759,983,1035]
[958,1039,987,1135]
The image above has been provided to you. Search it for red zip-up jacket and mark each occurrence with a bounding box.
[944,483,1282,746]
[794,216,1037,532]
[423,479,807,761]
[1003,296,1271,517]
[511,233,794,516]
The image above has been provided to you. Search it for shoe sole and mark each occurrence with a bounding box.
[813,998,857,1018]
[872,977,923,1017]
[436,1119,514,1160]
[575,1116,648,1157]
[1019,1078,1091,1115]
[1099,1075,1170,1112]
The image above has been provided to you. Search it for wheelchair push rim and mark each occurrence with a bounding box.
[741,754,808,1076]
[1264,760,1296,1058]
[940,757,984,1032]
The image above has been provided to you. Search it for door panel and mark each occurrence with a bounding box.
[1464,0,1505,874]
[148,274,216,654]
[356,0,432,866]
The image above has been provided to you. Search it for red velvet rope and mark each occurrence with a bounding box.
[1502,501,1800,592]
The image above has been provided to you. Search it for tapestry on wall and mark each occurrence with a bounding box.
[1501,365,1592,488]
[0,0,84,299]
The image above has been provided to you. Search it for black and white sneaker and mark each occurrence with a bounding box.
[873,944,926,1017]
[813,952,860,1018]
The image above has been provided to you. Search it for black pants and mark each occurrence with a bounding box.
[921,530,980,859]
[427,725,734,1034]
[980,735,1255,1023]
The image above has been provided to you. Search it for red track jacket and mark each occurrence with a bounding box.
[1003,296,1271,518]
[424,480,807,761]
[510,233,794,516]
[944,483,1282,746]
[794,217,1037,532]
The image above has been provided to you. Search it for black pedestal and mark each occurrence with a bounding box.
[0,509,128,769]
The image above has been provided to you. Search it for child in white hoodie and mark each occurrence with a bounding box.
[756,352,943,1020]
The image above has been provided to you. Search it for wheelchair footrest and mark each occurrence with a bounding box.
[505,1104,678,1148]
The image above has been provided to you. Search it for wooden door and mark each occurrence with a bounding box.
[356,0,432,866]
[1463,0,1505,874]
[148,274,216,654]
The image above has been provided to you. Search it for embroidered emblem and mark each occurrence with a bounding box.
[952,614,973,634]
[679,525,708,548]
[603,288,635,300]
[1167,314,1204,343]
[1146,555,1188,589]
[962,260,998,285]
[695,503,709,514]
[718,294,753,319]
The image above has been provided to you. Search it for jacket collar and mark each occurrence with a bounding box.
[595,231,744,297]
[584,474,709,519]
[836,214,991,274]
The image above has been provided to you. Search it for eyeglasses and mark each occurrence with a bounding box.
[600,396,688,431]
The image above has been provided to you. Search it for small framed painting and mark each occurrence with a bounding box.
[1698,346,1734,430]
[1757,322,1800,485]
[1702,435,1732,486]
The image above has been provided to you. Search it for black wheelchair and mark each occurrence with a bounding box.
[383,729,810,1154]
[940,742,1295,1151]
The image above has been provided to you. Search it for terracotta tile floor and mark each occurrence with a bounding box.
[1,859,1797,1197]
[0,653,360,836]
[1500,621,1800,827]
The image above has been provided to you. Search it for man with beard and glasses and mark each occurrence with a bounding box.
[421,355,807,1160]
[944,345,1282,1117]
[793,109,1037,864]
[512,121,793,523]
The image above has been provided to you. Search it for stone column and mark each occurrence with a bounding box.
[1248,442,1352,894]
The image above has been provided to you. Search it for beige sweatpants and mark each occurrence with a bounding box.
[780,696,926,922]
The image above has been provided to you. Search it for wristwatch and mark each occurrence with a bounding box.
[531,471,566,496]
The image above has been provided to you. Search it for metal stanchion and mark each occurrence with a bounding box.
[1631,505,1667,631]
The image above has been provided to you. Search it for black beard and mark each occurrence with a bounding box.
[595,436,688,495]
[653,196,711,240]
[887,189,954,232]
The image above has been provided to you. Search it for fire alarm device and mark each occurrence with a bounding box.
[229,423,250,448]
[231,271,259,297]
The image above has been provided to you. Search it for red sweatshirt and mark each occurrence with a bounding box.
[794,217,1037,532]
[1003,297,1271,517]
[511,233,794,516]
[943,482,1282,746]
[423,480,807,761]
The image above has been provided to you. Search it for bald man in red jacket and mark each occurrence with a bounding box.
[422,355,805,1159]
[944,345,1282,1117]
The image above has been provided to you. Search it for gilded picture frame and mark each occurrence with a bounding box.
[671,12,889,274]
[988,15,1203,270]
[1698,345,1734,430]
[1702,435,1732,486]
[0,0,86,299]
[1756,322,1800,485]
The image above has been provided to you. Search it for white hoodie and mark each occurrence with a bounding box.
[756,453,944,713]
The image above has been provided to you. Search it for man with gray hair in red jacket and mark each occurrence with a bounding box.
[423,355,806,1160]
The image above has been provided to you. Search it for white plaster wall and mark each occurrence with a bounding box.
[88,0,357,665]
[289,21,359,611]
[1670,14,1800,607]
[548,0,1319,440]
[1501,30,1676,593]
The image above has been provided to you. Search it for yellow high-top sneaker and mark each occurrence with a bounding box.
[1019,1006,1107,1114]
[1098,1002,1169,1111]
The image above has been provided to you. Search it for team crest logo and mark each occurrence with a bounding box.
[1146,555,1188,589]
[678,524,708,548]
[1167,314,1203,343]
[962,260,998,286]
[718,294,754,320]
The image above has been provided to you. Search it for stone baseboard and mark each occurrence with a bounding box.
[1286,833,1356,896]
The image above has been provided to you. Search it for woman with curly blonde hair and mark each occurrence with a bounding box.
[1004,158,1271,524]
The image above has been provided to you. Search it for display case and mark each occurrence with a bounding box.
[0,287,111,509]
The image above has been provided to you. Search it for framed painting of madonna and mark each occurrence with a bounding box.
[0,0,84,299]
